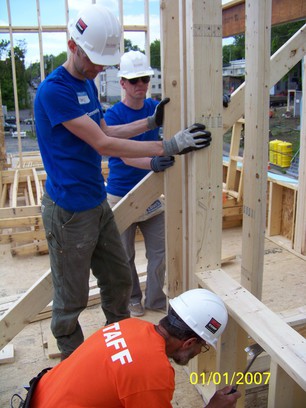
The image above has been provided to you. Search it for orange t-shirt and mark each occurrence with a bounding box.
[30,318,175,407]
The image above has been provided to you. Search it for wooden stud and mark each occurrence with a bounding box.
[184,0,224,398]
[185,0,223,280]
[268,360,306,408]
[0,183,7,207]
[0,269,53,350]
[11,169,19,208]
[225,121,244,193]
[112,171,163,234]
[27,175,36,206]
[240,0,272,299]
[294,55,306,255]
[160,0,185,296]
[32,168,42,205]
[267,181,283,236]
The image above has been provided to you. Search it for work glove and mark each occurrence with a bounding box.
[223,93,231,107]
[150,156,175,172]
[163,123,211,156]
[147,97,171,129]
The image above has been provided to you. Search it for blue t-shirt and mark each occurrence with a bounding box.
[34,66,105,212]
[105,99,159,197]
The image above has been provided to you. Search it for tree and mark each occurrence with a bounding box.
[0,39,29,110]
[124,38,141,52]
[222,20,306,65]
[150,39,160,69]
[271,20,305,54]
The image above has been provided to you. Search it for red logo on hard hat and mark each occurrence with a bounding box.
[205,318,221,334]
[76,18,87,35]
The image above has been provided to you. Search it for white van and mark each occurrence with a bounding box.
[12,131,27,138]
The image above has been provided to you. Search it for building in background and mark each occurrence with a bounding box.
[222,58,301,98]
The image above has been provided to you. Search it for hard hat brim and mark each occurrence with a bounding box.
[87,49,121,66]
[118,70,154,79]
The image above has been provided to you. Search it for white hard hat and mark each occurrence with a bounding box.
[69,4,122,66]
[118,50,154,79]
[169,289,228,349]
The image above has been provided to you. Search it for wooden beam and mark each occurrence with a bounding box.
[222,0,306,38]
[185,0,223,279]
[161,0,185,296]
[196,268,306,392]
[0,269,53,350]
[0,215,43,229]
[241,0,271,298]
[268,360,306,407]
[0,25,67,33]
[294,56,306,255]
[0,229,45,245]
[112,171,163,233]
[0,206,41,218]
[225,121,243,193]
[0,90,6,172]
[123,25,148,32]
[267,181,283,236]
[185,0,224,403]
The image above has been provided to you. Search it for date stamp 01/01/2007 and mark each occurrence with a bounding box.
[189,371,271,386]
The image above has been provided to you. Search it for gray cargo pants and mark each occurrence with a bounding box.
[41,193,132,357]
[121,212,166,310]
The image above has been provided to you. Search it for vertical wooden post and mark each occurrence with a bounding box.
[36,0,45,83]
[241,0,272,298]
[161,0,186,297]
[185,0,223,283]
[268,360,306,408]
[184,0,224,401]
[6,0,23,168]
[0,89,6,172]
[294,56,306,255]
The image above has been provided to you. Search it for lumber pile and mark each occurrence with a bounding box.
[222,192,243,229]
[0,166,47,256]
[0,159,112,257]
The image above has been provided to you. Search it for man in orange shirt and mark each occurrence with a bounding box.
[25,289,240,408]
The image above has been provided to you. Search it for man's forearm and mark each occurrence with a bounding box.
[105,118,150,139]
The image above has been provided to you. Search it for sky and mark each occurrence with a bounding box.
[0,0,233,67]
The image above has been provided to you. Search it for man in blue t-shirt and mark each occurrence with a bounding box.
[105,51,174,317]
[35,4,212,359]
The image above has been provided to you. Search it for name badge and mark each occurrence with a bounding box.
[77,92,90,104]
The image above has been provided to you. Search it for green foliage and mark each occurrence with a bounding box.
[124,38,142,52]
[271,21,306,55]
[222,20,306,64]
[150,40,160,69]
[0,39,29,110]
[123,38,160,69]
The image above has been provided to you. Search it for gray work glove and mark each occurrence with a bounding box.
[223,93,231,107]
[150,156,175,172]
[147,97,171,129]
[163,123,211,156]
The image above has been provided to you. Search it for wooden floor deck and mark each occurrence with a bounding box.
[0,226,305,407]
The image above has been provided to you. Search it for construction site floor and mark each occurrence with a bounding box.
[0,227,305,407]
